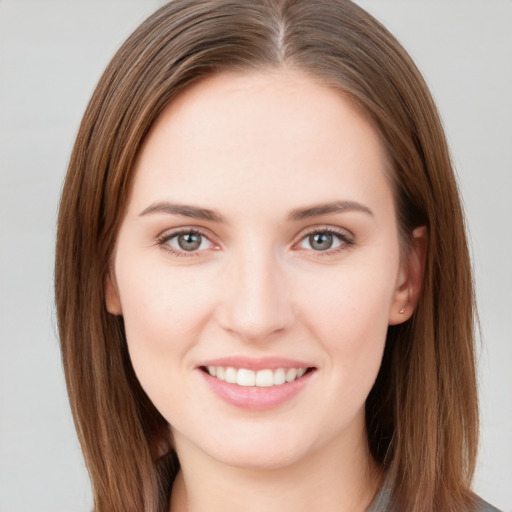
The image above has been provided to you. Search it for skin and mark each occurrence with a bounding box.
[106,68,425,512]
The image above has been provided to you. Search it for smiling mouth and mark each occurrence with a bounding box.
[200,366,315,387]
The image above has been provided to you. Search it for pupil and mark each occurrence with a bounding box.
[178,233,201,251]
[310,232,333,251]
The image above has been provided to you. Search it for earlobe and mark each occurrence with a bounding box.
[105,272,122,315]
[389,226,427,325]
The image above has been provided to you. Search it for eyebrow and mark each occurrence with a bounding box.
[139,200,373,223]
[288,201,373,221]
[139,202,224,222]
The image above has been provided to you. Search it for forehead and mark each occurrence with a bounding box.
[128,68,393,220]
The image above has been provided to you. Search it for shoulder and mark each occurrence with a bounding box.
[473,496,502,512]
[366,476,503,512]
[366,486,503,512]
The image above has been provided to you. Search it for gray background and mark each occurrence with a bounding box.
[0,1,510,511]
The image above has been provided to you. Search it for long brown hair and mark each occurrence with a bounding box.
[55,1,478,511]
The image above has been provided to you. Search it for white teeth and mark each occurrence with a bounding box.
[255,369,274,387]
[237,368,256,386]
[285,368,297,382]
[225,367,237,384]
[205,366,309,387]
[274,368,286,385]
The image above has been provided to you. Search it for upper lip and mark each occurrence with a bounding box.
[197,356,315,371]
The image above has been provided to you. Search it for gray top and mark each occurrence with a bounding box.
[366,481,502,512]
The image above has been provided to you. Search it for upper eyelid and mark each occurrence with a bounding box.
[155,224,354,250]
[291,226,355,256]
[156,228,218,258]
[157,226,216,242]
[293,225,354,242]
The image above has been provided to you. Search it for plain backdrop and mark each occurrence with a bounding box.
[0,1,510,511]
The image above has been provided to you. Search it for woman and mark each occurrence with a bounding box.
[54,1,501,511]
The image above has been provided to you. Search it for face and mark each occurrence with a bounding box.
[107,69,420,471]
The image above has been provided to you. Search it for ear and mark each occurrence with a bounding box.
[388,226,427,325]
[105,272,122,315]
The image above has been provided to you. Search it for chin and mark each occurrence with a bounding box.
[212,443,309,472]
[174,423,313,472]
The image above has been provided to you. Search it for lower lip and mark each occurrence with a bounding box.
[199,370,314,410]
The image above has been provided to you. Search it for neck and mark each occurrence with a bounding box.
[169,426,382,512]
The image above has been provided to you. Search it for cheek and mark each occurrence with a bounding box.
[114,261,220,420]
[115,256,216,371]
[296,255,398,375]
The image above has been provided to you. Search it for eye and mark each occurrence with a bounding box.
[296,228,353,253]
[157,229,216,256]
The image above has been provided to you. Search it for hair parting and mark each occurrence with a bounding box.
[55,2,479,511]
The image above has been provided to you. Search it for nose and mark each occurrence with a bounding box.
[215,246,295,343]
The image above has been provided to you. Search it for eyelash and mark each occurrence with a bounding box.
[295,227,355,256]
[156,228,216,257]
[156,226,355,258]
